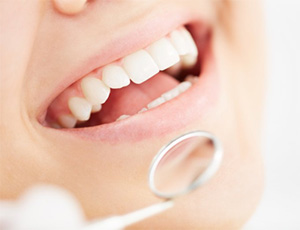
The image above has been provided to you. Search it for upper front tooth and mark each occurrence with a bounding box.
[147,38,180,71]
[68,97,92,121]
[102,65,130,89]
[123,50,159,84]
[181,28,198,56]
[81,77,110,104]
[169,29,189,55]
[147,97,165,109]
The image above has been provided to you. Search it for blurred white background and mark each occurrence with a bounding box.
[245,0,300,229]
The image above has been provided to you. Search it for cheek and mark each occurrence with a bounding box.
[214,0,265,143]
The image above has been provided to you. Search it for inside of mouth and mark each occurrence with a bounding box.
[44,24,207,129]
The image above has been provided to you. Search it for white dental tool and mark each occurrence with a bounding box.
[83,131,223,230]
[82,200,174,230]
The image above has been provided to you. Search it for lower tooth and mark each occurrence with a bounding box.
[161,81,192,102]
[147,97,165,109]
[178,81,192,93]
[162,87,180,101]
[116,114,130,121]
[138,108,147,113]
[185,75,198,84]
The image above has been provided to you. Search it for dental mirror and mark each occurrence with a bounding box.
[148,130,223,199]
[83,131,223,230]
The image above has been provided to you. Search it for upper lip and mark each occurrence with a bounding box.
[39,7,218,143]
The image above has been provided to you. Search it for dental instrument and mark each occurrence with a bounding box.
[82,130,223,230]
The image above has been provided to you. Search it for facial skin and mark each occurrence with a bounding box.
[0,0,265,229]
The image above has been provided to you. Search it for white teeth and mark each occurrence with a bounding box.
[178,81,192,93]
[147,97,165,109]
[162,87,180,101]
[51,123,62,129]
[181,28,198,56]
[165,61,182,76]
[68,97,92,121]
[91,104,102,113]
[123,50,159,84]
[81,77,110,105]
[169,29,189,55]
[180,28,198,68]
[185,75,199,84]
[58,114,77,128]
[121,81,192,118]
[116,114,130,121]
[146,81,192,110]
[102,65,130,89]
[162,81,192,102]
[181,54,197,68]
[146,38,180,71]
[138,107,147,113]
[60,27,199,127]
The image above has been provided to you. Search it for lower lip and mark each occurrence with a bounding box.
[61,47,219,143]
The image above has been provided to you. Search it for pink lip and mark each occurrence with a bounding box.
[37,7,206,121]
[40,7,219,143]
[62,48,219,143]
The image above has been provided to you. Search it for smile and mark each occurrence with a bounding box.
[40,11,219,143]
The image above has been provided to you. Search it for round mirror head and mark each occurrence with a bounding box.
[148,131,223,199]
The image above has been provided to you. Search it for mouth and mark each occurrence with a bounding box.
[40,15,219,143]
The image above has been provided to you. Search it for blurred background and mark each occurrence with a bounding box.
[245,0,300,229]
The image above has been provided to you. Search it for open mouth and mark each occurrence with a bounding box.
[43,22,211,130]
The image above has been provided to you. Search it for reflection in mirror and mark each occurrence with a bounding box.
[153,135,215,196]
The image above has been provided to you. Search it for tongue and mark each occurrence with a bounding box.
[90,72,179,125]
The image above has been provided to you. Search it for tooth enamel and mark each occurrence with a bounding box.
[54,27,198,126]
[181,28,198,56]
[181,54,197,68]
[51,123,61,129]
[68,97,92,121]
[123,50,159,84]
[138,108,147,113]
[146,38,180,71]
[102,65,130,89]
[185,75,199,84]
[147,97,165,109]
[162,87,180,101]
[178,81,192,93]
[169,29,189,55]
[58,114,77,128]
[81,77,110,105]
[116,114,130,121]
[91,104,102,113]
[160,82,191,103]
[165,61,182,76]
[179,28,198,68]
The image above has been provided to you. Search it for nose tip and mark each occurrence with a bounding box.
[53,0,87,15]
